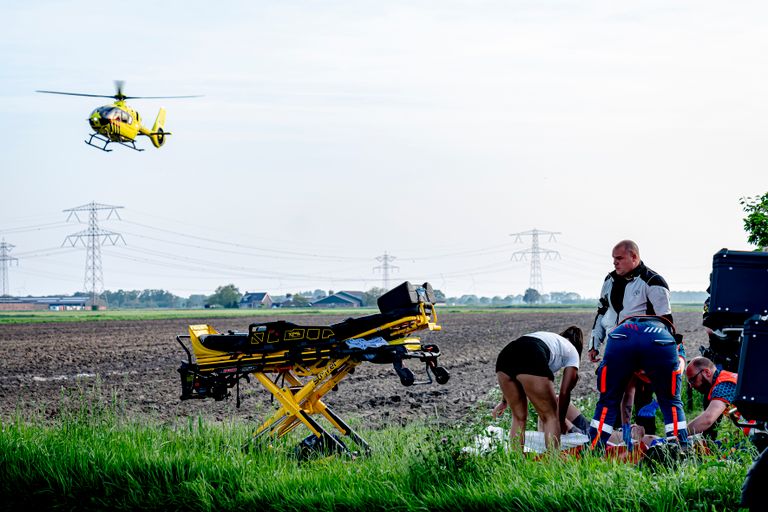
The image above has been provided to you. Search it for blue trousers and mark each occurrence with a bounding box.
[589,316,688,448]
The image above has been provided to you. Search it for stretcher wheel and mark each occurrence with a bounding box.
[398,368,414,386]
[295,433,348,460]
[433,366,450,385]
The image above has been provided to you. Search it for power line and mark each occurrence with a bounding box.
[510,229,561,294]
[62,202,126,307]
[0,220,71,235]
[3,203,616,296]
[398,242,518,261]
[14,266,82,284]
[12,247,74,259]
[122,220,369,261]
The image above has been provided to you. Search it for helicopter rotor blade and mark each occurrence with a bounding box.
[122,95,204,99]
[36,90,117,99]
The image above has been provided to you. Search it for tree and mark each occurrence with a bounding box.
[101,289,181,308]
[291,294,311,307]
[523,288,541,304]
[741,192,768,250]
[362,287,387,307]
[139,289,180,308]
[208,284,242,309]
[186,294,207,309]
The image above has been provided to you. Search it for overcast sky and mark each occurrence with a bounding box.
[1,1,767,299]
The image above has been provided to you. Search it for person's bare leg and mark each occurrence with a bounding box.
[517,374,560,450]
[621,376,638,425]
[538,382,558,432]
[497,371,527,450]
[545,397,582,433]
[566,403,582,422]
[565,402,590,433]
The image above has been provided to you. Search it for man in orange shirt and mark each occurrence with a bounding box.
[685,356,742,436]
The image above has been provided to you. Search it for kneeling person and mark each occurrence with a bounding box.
[589,316,688,448]
[685,356,765,447]
[685,356,736,436]
[493,326,583,451]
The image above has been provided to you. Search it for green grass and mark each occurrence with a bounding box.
[0,389,755,511]
[0,308,366,324]
[438,305,595,314]
[422,303,704,314]
[0,304,704,324]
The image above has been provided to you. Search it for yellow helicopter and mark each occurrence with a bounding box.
[36,81,199,152]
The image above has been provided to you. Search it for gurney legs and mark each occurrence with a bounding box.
[320,404,371,455]
[251,364,370,457]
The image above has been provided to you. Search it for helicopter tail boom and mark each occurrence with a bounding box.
[149,108,168,148]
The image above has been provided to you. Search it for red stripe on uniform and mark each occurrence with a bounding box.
[671,357,684,396]
[591,407,608,449]
[671,408,678,437]
[600,366,607,393]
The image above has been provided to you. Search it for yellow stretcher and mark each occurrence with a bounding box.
[176,282,449,456]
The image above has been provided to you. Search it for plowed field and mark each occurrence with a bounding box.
[0,311,707,427]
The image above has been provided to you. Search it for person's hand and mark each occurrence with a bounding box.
[637,400,659,418]
[588,348,601,363]
[492,400,507,419]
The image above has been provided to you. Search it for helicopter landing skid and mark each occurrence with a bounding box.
[84,133,144,152]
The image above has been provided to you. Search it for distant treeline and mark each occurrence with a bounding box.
[82,290,207,309]
[75,287,708,309]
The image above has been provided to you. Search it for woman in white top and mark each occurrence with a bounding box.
[492,326,583,451]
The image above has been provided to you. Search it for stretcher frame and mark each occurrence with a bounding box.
[177,298,449,456]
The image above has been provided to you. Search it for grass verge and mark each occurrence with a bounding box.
[0,394,753,512]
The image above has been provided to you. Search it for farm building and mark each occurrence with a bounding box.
[0,296,88,311]
[239,292,273,309]
[312,291,365,308]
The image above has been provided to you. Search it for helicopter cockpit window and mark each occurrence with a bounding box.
[120,111,131,123]
[93,107,119,120]
[91,106,109,118]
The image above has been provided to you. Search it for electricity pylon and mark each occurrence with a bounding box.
[510,229,560,294]
[373,251,398,290]
[62,202,125,307]
[0,239,18,297]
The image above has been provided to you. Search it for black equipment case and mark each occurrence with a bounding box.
[735,315,768,421]
[703,249,768,329]
[377,282,435,314]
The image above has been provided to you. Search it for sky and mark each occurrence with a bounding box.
[1,0,767,300]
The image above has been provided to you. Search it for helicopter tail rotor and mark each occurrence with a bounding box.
[149,108,168,148]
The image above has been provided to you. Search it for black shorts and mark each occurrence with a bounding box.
[495,335,554,381]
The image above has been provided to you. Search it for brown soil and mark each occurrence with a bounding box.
[0,311,708,428]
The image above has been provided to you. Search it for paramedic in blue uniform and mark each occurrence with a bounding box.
[587,240,688,447]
